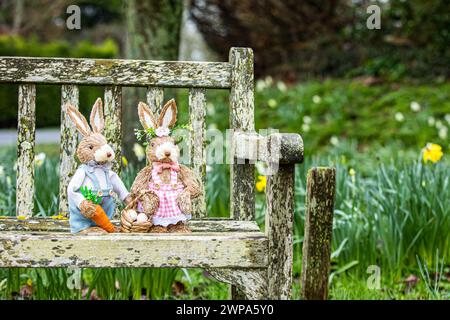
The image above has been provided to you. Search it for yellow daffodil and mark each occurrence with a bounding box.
[17,215,27,220]
[51,213,68,220]
[422,143,443,163]
[256,175,267,192]
[121,156,128,167]
[26,278,33,287]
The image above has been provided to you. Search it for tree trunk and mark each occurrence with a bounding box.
[123,0,183,163]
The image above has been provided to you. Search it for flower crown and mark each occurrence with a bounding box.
[135,123,191,145]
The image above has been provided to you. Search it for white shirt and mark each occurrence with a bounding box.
[67,166,130,208]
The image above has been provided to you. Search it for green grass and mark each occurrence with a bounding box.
[0,79,448,299]
[0,141,448,300]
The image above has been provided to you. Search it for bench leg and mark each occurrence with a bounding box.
[207,268,267,300]
[266,163,295,299]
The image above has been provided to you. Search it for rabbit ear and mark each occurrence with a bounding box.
[159,99,177,128]
[65,104,91,136]
[90,98,105,133]
[138,102,158,130]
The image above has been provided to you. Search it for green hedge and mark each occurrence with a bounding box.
[0,35,118,128]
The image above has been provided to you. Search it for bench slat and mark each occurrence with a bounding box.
[146,86,164,113]
[59,85,79,214]
[104,86,123,173]
[0,231,267,268]
[16,84,36,217]
[0,57,231,88]
[0,217,261,233]
[229,48,255,221]
[189,88,207,218]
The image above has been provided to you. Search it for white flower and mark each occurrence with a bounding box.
[267,99,277,108]
[155,126,170,137]
[206,165,213,173]
[394,112,404,122]
[256,80,266,92]
[410,101,421,112]
[445,114,450,125]
[428,116,435,126]
[303,115,312,124]
[277,81,287,92]
[0,166,4,176]
[301,123,310,132]
[312,95,321,104]
[206,103,215,116]
[435,120,443,129]
[438,127,448,139]
[35,153,46,167]
[133,143,145,161]
[330,136,339,146]
[264,76,273,87]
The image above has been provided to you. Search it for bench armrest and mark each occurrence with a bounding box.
[233,131,304,164]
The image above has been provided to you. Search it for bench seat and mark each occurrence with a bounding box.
[0,217,267,269]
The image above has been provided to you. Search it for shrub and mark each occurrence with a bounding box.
[0,35,118,128]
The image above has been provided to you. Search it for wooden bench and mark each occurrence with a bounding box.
[0,47,307,299]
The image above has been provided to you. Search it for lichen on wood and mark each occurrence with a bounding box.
[103,86,123,174]
[208,268,268,300]
[233,132,304,164]
[229,47,255,221]
[146,86,164,114]
[59,85,79,215]
[0,217,261,233]
[0,231,268,268]
[265,164,295,299]
[16,84,36,217]
[301,167,336,300]
[0,57,231,88]
[189,88,207,218]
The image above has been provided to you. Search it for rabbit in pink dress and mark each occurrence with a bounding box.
[128,99,202,233]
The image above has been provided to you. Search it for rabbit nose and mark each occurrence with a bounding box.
[165,151,171,157]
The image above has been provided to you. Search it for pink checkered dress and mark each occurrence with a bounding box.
[148,167,190,227]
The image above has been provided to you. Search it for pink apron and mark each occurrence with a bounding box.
[147,167,190,227]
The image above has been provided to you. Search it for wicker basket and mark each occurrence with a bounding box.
[120,192,153,233]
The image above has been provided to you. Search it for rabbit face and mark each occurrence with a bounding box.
[66,98,114,164]
[138,99,180,164]
[77,133,115,164]
[147,136,179,164]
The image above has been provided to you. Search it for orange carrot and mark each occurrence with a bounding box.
[90,205,115,233]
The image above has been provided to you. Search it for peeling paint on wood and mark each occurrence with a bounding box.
[265,164,295,299]
[0,231,267,268]
[0,57,231,88]
[16,84,36,217]
[208,268,268,299]
[104,86,123,174]
[146,86,164,114]
[301,167,336,300]
[229,47,255,221]
[228,47,256,299]
[189,88,206,218]
[233,132,304,164]
[59,85,79,215]
[0,217,261,233]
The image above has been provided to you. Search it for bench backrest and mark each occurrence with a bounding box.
[0,47,255,220]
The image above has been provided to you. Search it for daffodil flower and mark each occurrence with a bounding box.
[422,143,443,163]
[256,175,267,192]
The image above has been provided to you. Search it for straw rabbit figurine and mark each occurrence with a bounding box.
[128,99,202,233]
[66,98,131,233]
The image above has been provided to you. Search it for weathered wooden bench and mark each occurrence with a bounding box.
[0,47,324,300]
